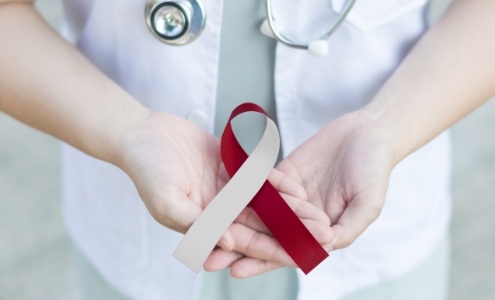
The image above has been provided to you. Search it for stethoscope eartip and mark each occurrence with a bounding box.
[308,40,329,57]
[261,19,329,57]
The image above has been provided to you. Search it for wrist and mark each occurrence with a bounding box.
[98,98,151,168]
[356,104,419,165]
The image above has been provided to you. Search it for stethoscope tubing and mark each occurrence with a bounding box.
[146,0,358,55]
[265,0,358,50]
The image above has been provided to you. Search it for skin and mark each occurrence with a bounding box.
[206,0,495,277]
[1,0,495,280]
[0,1,332,272]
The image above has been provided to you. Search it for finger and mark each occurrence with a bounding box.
[230,257,285,278]
[228,223,296,267]
[217,230,235,251]
[234,209,334,247]
[302,219,334,245]
[216,162,230,189]
[206,223,332,273]
[228,221,332,267]
[148,187,203,234]
[203,248,243,272]
[234,212,333,250]
[234,207,271,235]
[213,231,333,277]
[268,168,307,201]
[275,158,303,184]
[234,193,331,237]
[282,193,330,225]
[330,194,384,250]
[324,193,347,226]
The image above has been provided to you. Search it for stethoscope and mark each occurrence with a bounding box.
[145,0,357,57]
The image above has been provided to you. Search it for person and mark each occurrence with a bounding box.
[1,0,494,299]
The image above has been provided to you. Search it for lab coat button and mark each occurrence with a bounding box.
[187,110,207,127]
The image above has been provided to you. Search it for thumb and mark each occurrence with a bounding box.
[330,191,385,250]
[146,187,203,234]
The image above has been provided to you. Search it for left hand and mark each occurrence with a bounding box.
[224,111,398,277]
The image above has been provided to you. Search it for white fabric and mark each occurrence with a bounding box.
[59,0,451,299]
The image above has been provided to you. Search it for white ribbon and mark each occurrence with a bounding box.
[173,117,280,272]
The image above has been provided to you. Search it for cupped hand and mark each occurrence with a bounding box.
[117,110,333,270]
[226,111,397,277]
[279,112,396,249]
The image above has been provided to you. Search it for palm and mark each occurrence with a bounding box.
[119,111,333,273]
[121,111,226,233]
[278,112,395,250]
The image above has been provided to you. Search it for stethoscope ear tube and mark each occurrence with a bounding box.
[145,0,206,45]
[264,0,357,57]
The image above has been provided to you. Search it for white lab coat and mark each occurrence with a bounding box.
[60,0,451,299]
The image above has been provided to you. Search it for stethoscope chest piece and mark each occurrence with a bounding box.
[146,0,206,45]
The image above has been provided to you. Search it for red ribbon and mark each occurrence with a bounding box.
[221,102,328,274]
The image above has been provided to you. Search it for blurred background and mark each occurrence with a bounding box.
[1,0,494,299]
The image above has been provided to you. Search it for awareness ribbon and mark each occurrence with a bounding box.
[174,103,328,274]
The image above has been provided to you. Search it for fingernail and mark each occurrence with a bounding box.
[218,237,231,250]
